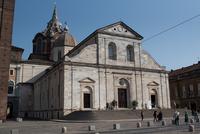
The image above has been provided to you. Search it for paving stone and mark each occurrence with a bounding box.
[10,129,19,134]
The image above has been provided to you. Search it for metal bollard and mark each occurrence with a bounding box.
[190,119,194,124]
[16,118,23,122]
[0,120,3,124]
[61,127,67,133]
[89,125,96,131]
[10,129,19,134]
[113,123,120,130]
[137,122,141,128]
[189,125,195,132]
[171,119,175,125]
[162,120,166,126]
[147,121,152,127]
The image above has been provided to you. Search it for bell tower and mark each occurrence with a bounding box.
[0,0,15,121]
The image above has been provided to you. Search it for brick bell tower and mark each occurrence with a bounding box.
[0,0,15,121]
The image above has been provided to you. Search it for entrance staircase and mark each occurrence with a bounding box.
[63,109,190,120]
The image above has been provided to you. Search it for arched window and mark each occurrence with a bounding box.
[108,42,117,60]
[58,50,62,60]
[37,38,43,54]
[127,45,134,61]
[8,80,14,94]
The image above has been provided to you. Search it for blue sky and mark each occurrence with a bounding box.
[13,0,200,70]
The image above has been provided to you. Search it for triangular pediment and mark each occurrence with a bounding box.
[147,81,159,86]
[97,21,143,39]
[79,77,95,83]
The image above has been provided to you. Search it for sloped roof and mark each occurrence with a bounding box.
[96,21,143,39]
[169,62,200,76]
[67,21,143,56]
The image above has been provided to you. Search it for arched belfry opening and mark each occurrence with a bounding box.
[117,78,130,108]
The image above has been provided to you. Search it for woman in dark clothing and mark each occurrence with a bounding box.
[141,110,144,121]
[158,111,163,121]
[153,111,157,122]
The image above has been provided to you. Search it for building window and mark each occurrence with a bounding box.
[10,70,14,76]
[8,80,14,94]
[198,83,200,96]
[108,42,117,60]
[189,84,194,97]
[127,45,134,61]
[37,38,42,54]
[175,87,178,97]
[58,50,61,60]
[182,85,186,98]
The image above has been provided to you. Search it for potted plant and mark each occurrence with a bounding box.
[111,100,117,109]
[132,100,138,110]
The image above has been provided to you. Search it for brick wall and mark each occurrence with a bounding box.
[0,0,15,120]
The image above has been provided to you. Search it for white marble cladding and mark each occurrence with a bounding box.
[62,65,170,112]
[28,22,170,119]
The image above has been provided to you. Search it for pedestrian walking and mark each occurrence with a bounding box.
[153,111,157,122]
[194,111,199,122]
[141,110,144,121]
[176,111,180,126]
[184,111,189,124]
[157,111,163,121]
[173,111,177,125]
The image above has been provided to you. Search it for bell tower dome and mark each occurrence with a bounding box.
[29,4,77,61]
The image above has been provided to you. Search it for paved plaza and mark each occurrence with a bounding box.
[0,117,200,134]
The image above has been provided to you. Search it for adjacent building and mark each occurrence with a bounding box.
[169,62,200,112]
[0,0,15,121]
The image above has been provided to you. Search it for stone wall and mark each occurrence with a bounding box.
[0,0,15,120]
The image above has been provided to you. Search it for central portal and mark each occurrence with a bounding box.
[118,88,127,108]
[151,95,156,108]
[84,93,91,108]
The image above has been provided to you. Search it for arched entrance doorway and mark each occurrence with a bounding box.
[147,81,159,109]
[82,86,93,109]
[7,102,13,119]
[150,89,157,108]
[118,78,129,108]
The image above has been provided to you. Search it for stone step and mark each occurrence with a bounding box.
[63,109,190,120]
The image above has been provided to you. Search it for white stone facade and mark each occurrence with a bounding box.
[21,22,170,119]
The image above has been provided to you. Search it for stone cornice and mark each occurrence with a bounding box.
[64,61,168,74]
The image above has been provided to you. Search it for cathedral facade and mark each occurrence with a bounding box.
[17,6,171,119]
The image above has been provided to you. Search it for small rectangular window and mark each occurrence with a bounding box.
[10,70,14,75]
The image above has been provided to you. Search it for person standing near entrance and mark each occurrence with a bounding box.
[153,111,157,122]
[141,110,144,121]
[184,111,189,124]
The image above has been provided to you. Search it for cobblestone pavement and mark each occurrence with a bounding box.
[0,117,199,134]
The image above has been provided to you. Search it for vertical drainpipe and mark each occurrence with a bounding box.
[133,42,138,101]
[70,61,73,111]
[96,35,101,109]
[160,73,164,108]
[104,38,108,104]
[139,43,144,109]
